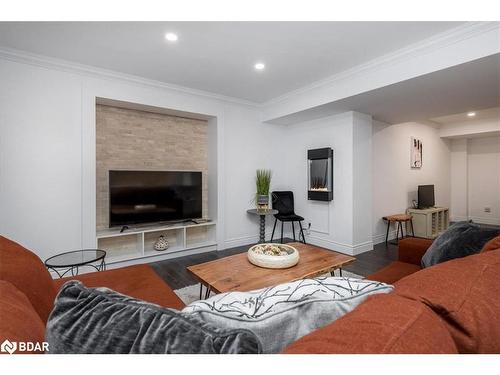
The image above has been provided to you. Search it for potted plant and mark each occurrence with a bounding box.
[255,169,272,209]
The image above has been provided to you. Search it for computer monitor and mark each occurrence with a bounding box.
[418,185,435,209]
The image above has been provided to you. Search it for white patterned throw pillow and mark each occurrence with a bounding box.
[182,276,393,353]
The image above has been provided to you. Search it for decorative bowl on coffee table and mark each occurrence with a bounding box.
[247,243,299,269]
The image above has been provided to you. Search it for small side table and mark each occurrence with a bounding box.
[45,249,107,278]
[382,214,414,245]
[247,208,278,243]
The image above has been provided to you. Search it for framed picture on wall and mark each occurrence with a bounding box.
[411,137,422,168]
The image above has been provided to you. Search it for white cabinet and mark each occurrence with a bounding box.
[407,207,449,239]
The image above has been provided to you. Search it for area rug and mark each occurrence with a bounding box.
[174,270,363,305]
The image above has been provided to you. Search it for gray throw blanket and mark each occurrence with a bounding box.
[46,281,262,354]
[421,221,500,268]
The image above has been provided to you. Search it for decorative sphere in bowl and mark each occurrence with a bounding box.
[247,243,299,269]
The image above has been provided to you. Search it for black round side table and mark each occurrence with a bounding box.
[44,249,106,278]
[247,208,279,243]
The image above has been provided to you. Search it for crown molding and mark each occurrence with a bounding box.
[0,46,260,108]
[263,21,500,107]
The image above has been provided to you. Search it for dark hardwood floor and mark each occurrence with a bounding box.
[150,239,399,289]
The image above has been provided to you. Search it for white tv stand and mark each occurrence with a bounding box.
[96,221,216,265]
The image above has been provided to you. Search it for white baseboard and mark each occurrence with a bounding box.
[372,230,398,245]
[305,236,352,254]
[223,234,260,249]
[352,240,374,255]
[223,231,296,250]
[305,235,373,256]
[224,232,372,256]
[469,216,500,226]
[450,216,469,223]
[451,216,500,226]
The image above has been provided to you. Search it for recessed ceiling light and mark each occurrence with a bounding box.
[165,32,178,42]
[467,112,476,117]
[254,62,265,71]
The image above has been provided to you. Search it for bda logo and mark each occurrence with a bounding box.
[1,339,17,354]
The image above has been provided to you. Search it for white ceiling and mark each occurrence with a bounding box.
[431,106,500,125]
[267,54,500,125]
[0,21,465,103]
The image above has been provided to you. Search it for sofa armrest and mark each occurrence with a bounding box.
[398,238,433,266]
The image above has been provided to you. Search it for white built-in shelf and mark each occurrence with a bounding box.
[96,221,216,264]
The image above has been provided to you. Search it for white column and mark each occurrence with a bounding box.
[450,138,468,221]
[352,112,373,254]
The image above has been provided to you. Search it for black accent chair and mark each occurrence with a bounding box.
[270,191,306,244]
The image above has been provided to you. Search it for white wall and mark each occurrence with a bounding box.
[444,111,500,225]
[372,121,451,243]
[0,56,285,262]
[450,138,468,221]
[466,136,500,225]
[281,112,373,255]
[0,60,83,257]
[222,104,287,248]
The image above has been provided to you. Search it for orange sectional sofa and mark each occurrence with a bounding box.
[285,236,500,353]
[0,235,184,353]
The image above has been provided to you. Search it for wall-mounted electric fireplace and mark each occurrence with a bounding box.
[307,147,333,201]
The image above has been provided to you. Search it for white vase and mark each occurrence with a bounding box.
[154,235,169,251]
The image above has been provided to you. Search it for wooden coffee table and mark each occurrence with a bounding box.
[187,242,355,299]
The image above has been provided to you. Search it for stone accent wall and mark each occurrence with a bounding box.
[96,104,208,230]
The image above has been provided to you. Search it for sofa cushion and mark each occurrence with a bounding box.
[0,236,57,323]
[397,237,433,265]
[394,250,500,353]
[421,221,500,268]
[283,293,458,354]
[480,235,500,253]
[0,281,46,354]
[53,264,185,310]
[46,281,261,354]
[366,261,421,284]
[182,276,393,353]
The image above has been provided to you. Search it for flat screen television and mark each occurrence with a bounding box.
[109,170,202,227]
[418,184,435,209]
